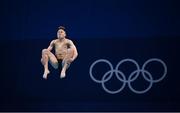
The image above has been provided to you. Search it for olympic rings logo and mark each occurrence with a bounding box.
[89,58,167,94]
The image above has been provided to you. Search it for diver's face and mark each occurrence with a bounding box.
[57,29,66,39]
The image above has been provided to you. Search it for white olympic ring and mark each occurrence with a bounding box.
[89,58,167,94]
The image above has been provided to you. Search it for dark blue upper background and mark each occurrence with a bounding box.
[1,0,180,40]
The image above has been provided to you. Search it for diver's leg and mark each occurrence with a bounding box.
[41,49,50,79]
[41,49,58,79]
[60,49,73,78]
[60,61,70,78]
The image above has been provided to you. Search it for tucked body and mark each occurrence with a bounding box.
[41,26,78,79]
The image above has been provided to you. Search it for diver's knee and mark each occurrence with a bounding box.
[42,49,49,54]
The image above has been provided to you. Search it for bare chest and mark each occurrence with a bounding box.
[54,40,71,54]
[55,41,68,50]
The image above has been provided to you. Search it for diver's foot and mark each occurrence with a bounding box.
[60,71,66,79]
[43,70,50,79]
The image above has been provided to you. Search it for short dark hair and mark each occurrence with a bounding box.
[58,26,65,30]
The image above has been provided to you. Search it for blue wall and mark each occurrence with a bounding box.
[1,0,180,40]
